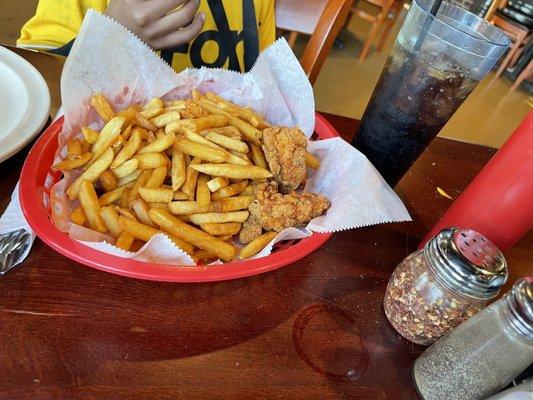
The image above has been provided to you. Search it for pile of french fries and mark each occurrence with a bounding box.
[53,91,320,263]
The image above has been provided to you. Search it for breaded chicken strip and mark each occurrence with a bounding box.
[249,182,330,232]
[262,127,307,192]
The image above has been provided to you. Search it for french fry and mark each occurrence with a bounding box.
[81,127,99,144]
[200,222,241,236]
[137,132,175,154]
[148,209,234,261]
[100,206,122,237]
[185,99,205,118]
[173,190,189,200]
[115,206,138,221]
[79,179,107,233]
[171,147,186,191]
[119,215,194,255]
[217,235,234,241]
[200,126,241,140]
[193,249,217,261]
[207,177,229,192]
[117,169,141,187]
[211,181,248,200]
[111,128,142,168]
[181,157,201,199]
[131,198,155,226]
[149,202,170,210]
[80,139,92,153]
[127,169,152,203]
[52,152,92,171]
[205,92,269,128]
[117,104,140,126]
[305,151,320,169]
[174,137,228,163]
[227,115,262,145]
[67,148,114,200]
[166,114,228,134]
[98,187,124,206]
[111,159,139,179]
[241,184,255,196]
[116,231,135,251]
[134,153,167,169]
[196,97,261,144]
[121,124,132,141]
[139,98,164,119]
[168,201,211,215]
[196,174,211,207]
[205,131,249,154]
[212,196,254,212]
[191,163,272,180]
[91,93,115,122]
[92,116,126,160]
[150,111,181,128]
[70,206,86,226]
[224,152,250,166]
[238,231,277,260]
[229,150,250,162]
[187,211,249,225]
[138,187,174,203]
[182,128,221,149]
[145,166,167,189]
[135,113,157,132]
[100,170,118,192]
[67,139,83,157]
[251,144,267,169]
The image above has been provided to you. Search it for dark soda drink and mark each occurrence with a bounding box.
[353,46,477,186]
[352,0,509,186]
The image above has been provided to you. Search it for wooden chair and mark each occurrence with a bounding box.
[345,0,404,61]
[511,57,532,90]
[491,14,531,77]
[275,0,353,85]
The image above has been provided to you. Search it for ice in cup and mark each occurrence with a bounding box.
[352,0,510,186]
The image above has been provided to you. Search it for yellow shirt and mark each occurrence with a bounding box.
[18,0,275,72]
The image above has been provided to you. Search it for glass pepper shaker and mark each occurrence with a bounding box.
[383,227,508,345]
[413,278,533,400]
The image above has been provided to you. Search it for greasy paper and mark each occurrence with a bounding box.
[51,10,410,265]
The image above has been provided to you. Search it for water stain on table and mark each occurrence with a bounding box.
[292,302,369,382]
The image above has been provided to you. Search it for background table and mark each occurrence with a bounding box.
[0,46,531,400]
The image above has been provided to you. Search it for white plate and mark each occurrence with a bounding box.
[0,46,51,163]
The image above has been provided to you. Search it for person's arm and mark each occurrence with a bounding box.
[18,0,205,56]
[17,0,107,52]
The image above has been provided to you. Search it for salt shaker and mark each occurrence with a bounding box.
[413,278,533,400]
[383,227,508,345]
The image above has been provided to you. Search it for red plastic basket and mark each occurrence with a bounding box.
[19,113,338,282]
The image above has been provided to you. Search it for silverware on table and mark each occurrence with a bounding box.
[0,229,31,275]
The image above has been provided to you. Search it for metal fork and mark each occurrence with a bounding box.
[0,229,31,275]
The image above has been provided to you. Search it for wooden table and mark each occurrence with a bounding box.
[1,46,531,400]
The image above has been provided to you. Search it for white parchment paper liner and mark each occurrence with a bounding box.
[50,10,410,265]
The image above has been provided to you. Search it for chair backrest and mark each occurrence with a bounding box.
[492,14,529,40]
[276,0,353,85]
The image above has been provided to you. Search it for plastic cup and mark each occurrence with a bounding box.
[352,0,510,186]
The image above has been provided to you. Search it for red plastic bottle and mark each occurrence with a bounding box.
[420,111,533,251]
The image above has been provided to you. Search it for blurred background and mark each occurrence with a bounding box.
[1,0,531,148]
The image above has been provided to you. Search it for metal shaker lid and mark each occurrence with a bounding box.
[506,278,533,340]
[424,228,508,300]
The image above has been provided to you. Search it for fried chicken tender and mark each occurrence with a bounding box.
[239,215,263,244]
[262,127,307,193]
[249,182,330,232]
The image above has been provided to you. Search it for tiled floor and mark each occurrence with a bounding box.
[1,1,531,148]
